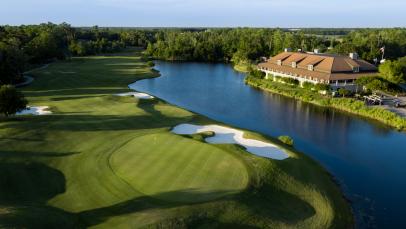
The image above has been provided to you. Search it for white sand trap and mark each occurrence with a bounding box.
[172,124,289,160]
[115,92,154,99]
[16,106,52,116]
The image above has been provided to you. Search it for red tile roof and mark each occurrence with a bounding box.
[258,52,377,81]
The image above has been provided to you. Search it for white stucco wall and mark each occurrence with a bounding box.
[260,69,360,91]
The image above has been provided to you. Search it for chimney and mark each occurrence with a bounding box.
[284,48,292,52]
[314,49,320,54]
[349,53,358,60]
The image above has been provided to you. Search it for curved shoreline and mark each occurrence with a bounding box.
[128,63,354,226]
[7,54,354,228]
[245,77,406,131]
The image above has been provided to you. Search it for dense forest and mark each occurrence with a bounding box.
[0,23,154,84]
[146,28,406,64]
[2,23,406,85]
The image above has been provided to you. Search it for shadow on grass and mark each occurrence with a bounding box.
[136,98,163,116]
[78,184,315,227]
[50,95,99,102]
[2,104,189,132]
[0,159,316,228]
[78,189,236,227]
[0,162,83,228]
[23,88,129,97]
[0,151,80,159]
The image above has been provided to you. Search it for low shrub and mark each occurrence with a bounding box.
[278,135,294,146]
[281,77,299,86]
[249,69,266,79]
[302,82,314,90]
[314,83,331,91]
[147,61,155,67]
[338,88,352,97]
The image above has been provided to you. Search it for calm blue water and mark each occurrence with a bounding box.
[131,61,406,228]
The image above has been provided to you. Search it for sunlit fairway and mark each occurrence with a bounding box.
[0,51,352,228]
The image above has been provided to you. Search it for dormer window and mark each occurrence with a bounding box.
[277,60,282,66]
[308,65,314,71]
[353,67,360,73]
[292,62,297,68]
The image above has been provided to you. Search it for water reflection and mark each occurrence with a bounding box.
[131,61,406,228]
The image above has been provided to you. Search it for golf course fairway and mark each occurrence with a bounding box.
[0,51,353,228]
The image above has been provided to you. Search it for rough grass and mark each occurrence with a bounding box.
[0,51,353,228]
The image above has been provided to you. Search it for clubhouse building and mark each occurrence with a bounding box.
[258,50,378,91]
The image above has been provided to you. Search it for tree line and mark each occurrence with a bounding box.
[2,24,406,86]
[146,28,406,62]
[145,28,331,63]
[0,23,154,84]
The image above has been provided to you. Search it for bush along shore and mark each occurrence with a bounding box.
[245,73,406,131]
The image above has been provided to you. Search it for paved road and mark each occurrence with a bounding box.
[15,64,49,88]
[374,91,406,118]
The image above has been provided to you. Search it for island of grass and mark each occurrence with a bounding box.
[0,51,353,228]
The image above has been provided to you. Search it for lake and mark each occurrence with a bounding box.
[130,61,406,228]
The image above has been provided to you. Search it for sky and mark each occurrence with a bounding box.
[1,0,405,27]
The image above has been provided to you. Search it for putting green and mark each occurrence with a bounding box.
[0,51,353,228]
[110,133,249,203]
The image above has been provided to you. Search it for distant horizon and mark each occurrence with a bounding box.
[1,0,406,28]
[1,24,406,29]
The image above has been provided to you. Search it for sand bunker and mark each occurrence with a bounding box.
[115,92,154,99]
[172,124,289,160]
[16,106,52,116]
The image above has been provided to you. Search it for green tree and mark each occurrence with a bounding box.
[338,88,351,97]
[0,39,27,84]
[0,85,28,116]
[379,60,405,84]
[249,69,265,79]
[314,83,331,91]
[366,79,389,91]
[272,30,284,55]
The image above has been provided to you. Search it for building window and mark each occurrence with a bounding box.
[353,67,360,73]
[308,65,314,71]
[292,62,297,68]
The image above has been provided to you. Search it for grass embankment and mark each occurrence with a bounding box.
[233,62,255,73]
[246,75,406,130]
[0,51,352,228]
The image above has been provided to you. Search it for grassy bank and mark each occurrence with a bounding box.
[246,75,406,130]
[233,62,256,73]
[0,51,352,228]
